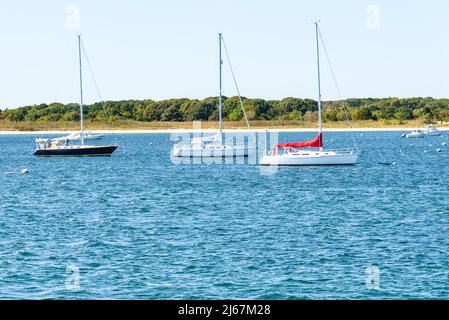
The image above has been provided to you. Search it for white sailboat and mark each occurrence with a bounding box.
[173,33,254,158]
[260,22,359,166]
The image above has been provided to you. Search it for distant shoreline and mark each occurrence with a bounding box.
[1,128,448,135]
[2,119,446,134]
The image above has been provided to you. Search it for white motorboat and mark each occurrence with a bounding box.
[173,33,255,158]
[423,124,442,136]
[404,130,425,139]
[260,22,359,166]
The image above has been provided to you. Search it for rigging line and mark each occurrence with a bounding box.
[221,37,256,144]
[317,25,359,149]
[80,38,111,126]
[80,38,104,103]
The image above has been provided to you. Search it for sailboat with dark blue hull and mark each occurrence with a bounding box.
[34,35,117,157]
[34,142,117,157]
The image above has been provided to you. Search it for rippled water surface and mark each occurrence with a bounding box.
[1,131,449,299]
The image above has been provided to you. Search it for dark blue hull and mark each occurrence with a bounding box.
[34,145,118,157]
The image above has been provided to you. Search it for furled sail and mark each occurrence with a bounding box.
[273,133,323,154]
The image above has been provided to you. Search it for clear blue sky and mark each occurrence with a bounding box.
[0,0,448,108]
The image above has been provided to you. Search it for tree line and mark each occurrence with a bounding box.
[1,97,449,123]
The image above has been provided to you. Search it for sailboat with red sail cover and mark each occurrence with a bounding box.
[260,22,359,166]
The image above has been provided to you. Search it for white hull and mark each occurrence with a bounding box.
[406,133,425,138]
[423,125,442,136]
[173,144,254,157]
[260,150,359,166]
[424,131,442,137]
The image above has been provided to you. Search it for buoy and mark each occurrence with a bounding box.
[442,142,447,146]
[437,148,443,153]
[379,162,396,166]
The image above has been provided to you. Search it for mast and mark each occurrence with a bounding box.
[218,33,223,138]
[78,34,85,146]
[315,22,323,151]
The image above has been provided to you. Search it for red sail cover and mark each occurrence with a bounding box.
[275,133,323,152]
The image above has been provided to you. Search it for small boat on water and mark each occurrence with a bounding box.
[403,130,425,139]
[34,35,117,157]
[402,125,442,139]
[423,124,442,136]
[260,22,359,166]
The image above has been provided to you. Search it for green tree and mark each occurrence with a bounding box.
[351,106,373,120]
[395,106,413,121]
[161,105,182,121]
[228,108,243,121]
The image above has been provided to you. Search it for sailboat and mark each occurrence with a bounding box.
[34,35,117,157]
[173,33,254,158]
[260,22,359,166]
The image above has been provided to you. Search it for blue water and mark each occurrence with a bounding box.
[1,131,449,299]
